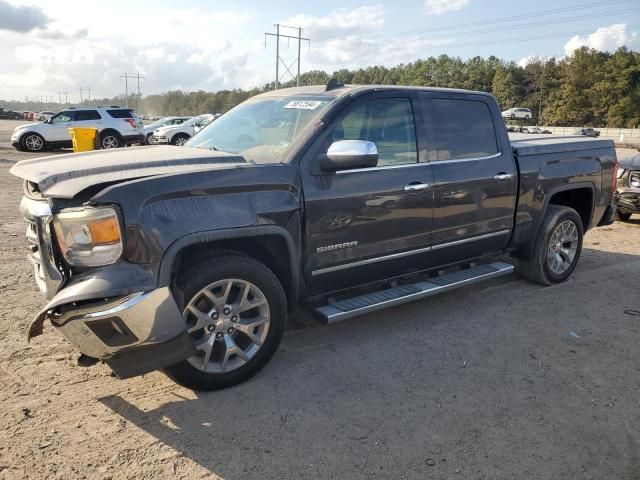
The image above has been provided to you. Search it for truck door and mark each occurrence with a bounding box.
[300,93,434,295]
[418,93,517,265]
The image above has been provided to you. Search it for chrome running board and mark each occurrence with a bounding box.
[315,262,514,324]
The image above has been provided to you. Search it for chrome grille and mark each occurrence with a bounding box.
[19,196,64,298]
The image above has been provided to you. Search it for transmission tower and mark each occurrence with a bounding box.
[264,24,310,89]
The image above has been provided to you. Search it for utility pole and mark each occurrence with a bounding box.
[136,73,143,113]
[78,88,84,104]
[121,72,144,109]
[264,24,310,89]
[59,91,69,105]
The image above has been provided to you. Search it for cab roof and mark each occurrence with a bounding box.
[255,83,493,99]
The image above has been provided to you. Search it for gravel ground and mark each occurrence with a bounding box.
[0,119,639,479]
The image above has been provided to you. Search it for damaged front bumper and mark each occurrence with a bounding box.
[30,278,194,379]
[615,190,640,213]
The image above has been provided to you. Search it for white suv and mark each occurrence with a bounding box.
[11,106,145,152]
[153,114,215,146]
[501,107,532,120]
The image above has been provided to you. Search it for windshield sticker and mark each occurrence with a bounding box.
[284,100,324,110]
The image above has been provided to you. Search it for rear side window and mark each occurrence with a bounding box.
[425,98,498,161]
[75,110,101,121]
[107,109,134,118]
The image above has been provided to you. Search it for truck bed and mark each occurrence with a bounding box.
[509,134,614,156]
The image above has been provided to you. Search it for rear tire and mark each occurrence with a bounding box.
[614,209,632,222]
[518,205,583,285]
[100,131,122,149]
[165,254,287,391]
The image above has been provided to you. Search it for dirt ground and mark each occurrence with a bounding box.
[0,119,639,479]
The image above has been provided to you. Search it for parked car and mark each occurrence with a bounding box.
[143,116,192,144]
[524,127,552,134]
[614,153,640,221]
[152,114,215,145]
[0,107,22,120]
[575,127,600,137]
[35,111,57,121]
[501,107,532,120]
[11,106,145,152]
[11,83,617,391]
[22,111,35,120]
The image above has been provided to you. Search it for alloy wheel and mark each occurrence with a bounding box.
[102,135,119,149]
[546,219,579,275]
[184,278,270,374]
[25,134,44,151]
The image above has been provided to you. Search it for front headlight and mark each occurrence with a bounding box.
[53,206,123,267]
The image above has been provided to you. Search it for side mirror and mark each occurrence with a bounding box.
[320,140,378,172]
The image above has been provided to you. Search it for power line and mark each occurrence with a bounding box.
[367,0,636,38]
[312,7,638,48]
[264,24,310,89]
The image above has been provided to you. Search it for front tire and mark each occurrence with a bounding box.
[21,133,46,152]
[165,254,287,391]
[518,205,583,285]
[171,133,190,146]
[146,133,155,145]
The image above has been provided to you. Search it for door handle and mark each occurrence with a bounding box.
[493,173,514,180]
[404,182,430,192]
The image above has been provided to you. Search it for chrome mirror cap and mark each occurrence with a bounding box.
[322,140,379,172]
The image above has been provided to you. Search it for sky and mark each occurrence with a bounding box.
[0,0,638,101]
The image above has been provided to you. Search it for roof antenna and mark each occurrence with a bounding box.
[325,78,344,91]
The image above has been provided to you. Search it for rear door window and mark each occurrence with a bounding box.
[423,98,498,161]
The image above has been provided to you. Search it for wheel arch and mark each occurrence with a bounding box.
[547,184,595,231]
[513,182,595,261]
[170,132,190,144]
[158,226,300,309]
[99,128,123,141]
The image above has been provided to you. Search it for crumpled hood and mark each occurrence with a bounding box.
[619,153,640,170]
[10,145,248,199]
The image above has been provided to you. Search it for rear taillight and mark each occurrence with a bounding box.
[611,157,619,193]
[124,118,136,128]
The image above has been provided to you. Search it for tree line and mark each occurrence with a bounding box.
[4,47,638,128]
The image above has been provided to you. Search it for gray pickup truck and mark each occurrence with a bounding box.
[11,83,618,390]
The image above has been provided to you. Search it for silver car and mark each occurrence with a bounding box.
[143,116,192,144]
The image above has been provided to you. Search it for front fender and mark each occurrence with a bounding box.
[157,224,302,303]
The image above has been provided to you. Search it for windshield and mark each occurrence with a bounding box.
[185,95,335,164]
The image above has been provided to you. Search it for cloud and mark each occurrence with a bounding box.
[35,27,88,40]
[0,0,49,32]
[424,0,471,15]
[564,23,638,55]
[518,54,553,68]
[281,5,385,42]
